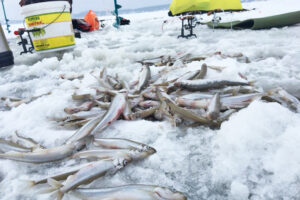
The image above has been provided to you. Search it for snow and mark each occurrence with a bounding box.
[1,0,300,199]
[213,101,300,199]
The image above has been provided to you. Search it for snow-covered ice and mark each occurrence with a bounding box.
[0,0,300,199]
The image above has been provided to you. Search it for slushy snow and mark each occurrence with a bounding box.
[0,0,300,199]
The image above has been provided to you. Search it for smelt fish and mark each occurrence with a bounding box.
[91,92,127,135]
[175,79,249,91]
[194,63,207,79]
[206,93,221,120]
[0,142,83,163]
[136,65,151,92]
[156,88,211,125]
[93,138,156,153]
[12,131,45,149]
[72,184,187,200]
[0,138,32,153]
[73,148,155,161]
[48,159,128,200]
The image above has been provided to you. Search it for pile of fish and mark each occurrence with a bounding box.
[0,134,186,199]
[0,52,299,200]
[53,57,299,130]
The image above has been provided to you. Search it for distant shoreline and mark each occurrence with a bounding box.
[0,4,170,24]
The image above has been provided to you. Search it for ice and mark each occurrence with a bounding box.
[1,0,300,199]
[212,101,300,199]
[230,181,249,200]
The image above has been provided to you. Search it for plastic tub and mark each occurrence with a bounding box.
[21,1,75,53]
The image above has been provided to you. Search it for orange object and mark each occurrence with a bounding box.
[84,10,100,31]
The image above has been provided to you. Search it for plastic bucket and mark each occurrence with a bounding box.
[21,1,75,53]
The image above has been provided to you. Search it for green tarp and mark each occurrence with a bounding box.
[207,11,300,30]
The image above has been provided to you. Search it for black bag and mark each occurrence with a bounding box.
[119,17,130,25]
[72,19,92,32]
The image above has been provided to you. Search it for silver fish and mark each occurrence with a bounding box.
[93,138,156,153]
[139,100,161,108]
[123,98,133,120]
[176,70,201,83]
[216,109,237,124]
[100,67,108,80]
[210,86,260,95]
[136,65,151,92]
[66,112,106,144]
[72,184,187,200]
[0,142,83,163]
[94,100,110,109]
[175,79,249,91]
[91,73,113,90]
[180,93,231,100]
[268,87,300,112]
[107,75,122,90]
[206,93,221,120]
[194,63,207,79]
[130,106,159,119]
[48,159,128,200]
[167,70,202,92]
[0,138,32,153]
[177,93,262,110]
[66,108,106,121]
[96,87,138,99]
[11,131,45,150]
[72,93,93,101]
[156,88,211,125]
[73,148,155,161]
[221,93,263,109]
[30,162,93,185]
[64,101,94,115]
[90,92,127,136]
[142,91,159,100]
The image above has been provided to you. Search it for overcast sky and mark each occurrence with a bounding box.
[1,0,172,21]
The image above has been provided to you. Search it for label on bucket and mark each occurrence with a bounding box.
[33,35,75,51]
[25,12,71,27]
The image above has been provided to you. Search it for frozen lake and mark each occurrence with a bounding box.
[0,0,300,199]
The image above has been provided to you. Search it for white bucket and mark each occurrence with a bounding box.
[21,1,75,53]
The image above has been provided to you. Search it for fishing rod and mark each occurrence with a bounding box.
[1,0,10,33]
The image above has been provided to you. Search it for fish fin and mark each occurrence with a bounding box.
[47,178,63,188]
[44,178,64,200]
[14,131,46,149]
[56,191,64,200]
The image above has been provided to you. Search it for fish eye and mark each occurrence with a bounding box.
[123,159,130,166]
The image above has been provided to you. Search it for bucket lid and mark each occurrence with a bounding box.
[21,1,70,16]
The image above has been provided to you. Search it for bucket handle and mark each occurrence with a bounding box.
[24,4,67,31]
[40,5,67,30]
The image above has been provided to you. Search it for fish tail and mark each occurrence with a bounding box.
[56,191,64,200]
[20,179,36,188]
[39,178,64,200]
[248,80,256,86]
[47,178,63,188]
